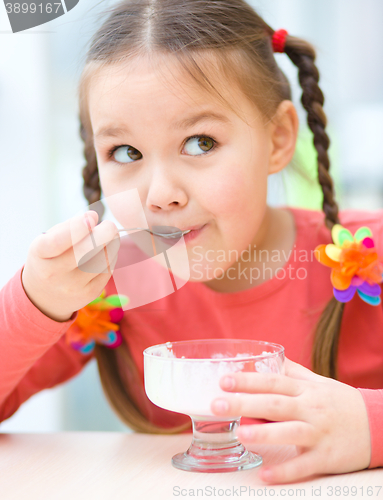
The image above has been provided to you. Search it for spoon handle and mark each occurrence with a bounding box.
[117,227,188,239]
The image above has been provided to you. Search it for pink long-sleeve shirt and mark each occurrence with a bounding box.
[1,206,383,469]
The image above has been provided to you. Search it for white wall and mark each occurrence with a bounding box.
[0,0,127,433]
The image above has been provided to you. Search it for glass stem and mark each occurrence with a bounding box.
[171,417,263,471]
[186,418,246,460]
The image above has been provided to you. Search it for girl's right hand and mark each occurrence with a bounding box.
[22,211,120,322]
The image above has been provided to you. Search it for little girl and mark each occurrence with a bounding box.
[1,0,383,485]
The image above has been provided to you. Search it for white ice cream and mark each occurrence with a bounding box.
[144,346,282,418]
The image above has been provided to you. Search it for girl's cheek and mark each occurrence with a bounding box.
[207,168,252,217]
[98,167,127,195]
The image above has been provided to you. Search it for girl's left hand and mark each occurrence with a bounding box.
[211,357,371,484]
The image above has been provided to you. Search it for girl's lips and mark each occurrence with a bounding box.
[183,224,207,243]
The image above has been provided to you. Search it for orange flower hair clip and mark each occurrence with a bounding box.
[314,224,383,306]
[66,290,129,354]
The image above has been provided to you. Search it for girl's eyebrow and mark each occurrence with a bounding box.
[172,111,231,129]
[94,126,127,139]
[94,112,231,139]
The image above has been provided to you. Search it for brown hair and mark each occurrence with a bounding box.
[78,0,344,432]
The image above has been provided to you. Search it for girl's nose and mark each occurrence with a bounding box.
[145,166,187,211]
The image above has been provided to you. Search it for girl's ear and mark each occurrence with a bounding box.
[267,100,299,175]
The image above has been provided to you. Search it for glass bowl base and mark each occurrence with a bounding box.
[171,449,263,473]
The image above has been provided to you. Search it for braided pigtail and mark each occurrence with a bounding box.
[80,121,105,221]
[281,34,345,379]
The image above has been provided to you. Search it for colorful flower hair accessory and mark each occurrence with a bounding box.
[314,224,383,306]
[66,290,129,354]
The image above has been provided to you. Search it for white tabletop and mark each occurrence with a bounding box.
[0,432,382,500]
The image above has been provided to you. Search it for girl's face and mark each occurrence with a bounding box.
[88,54,296,285]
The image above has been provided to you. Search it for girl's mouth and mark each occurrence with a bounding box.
[183,224,207,243]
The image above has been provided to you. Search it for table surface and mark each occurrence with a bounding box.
[0,432,382,500]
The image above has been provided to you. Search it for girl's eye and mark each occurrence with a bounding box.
[109,145,142,163]
[183,135,215,155]
[107,135,216,164]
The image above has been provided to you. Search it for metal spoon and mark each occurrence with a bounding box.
[117,227,191,239]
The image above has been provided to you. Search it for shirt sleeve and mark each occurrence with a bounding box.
[0,265,94,423]
[358,388,383,469]
[358,211,383,468]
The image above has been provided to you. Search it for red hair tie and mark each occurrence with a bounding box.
[272,29,288,53]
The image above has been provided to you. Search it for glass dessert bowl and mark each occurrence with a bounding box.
[143,339,285,473]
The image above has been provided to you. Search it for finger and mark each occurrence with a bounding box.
[72,219,119,267]
[95,252,118,279]
[74,228,121,274]
[44,210,98,236]
[284,357,320,382]
[236,421,317,447]
[85,257,118,294]
[76,241,120,280]
[259,450,320,485]
[79,240,120,275]
[51,220,120,274]
[36,211,99,259]
[220,372,303,397]
[74,249,118,297]
[60,250,118,308]
[211,393,300,422]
